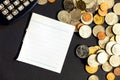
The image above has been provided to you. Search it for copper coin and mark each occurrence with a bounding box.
[114,67,120,76]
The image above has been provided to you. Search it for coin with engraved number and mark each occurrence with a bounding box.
[112,23,120,35]
[87,54,99,67]
[38,0,48,5]
[70,9,81,21]
[76,45,89,59]
[63,0,74,11]
[79,25,92,38]
[57,10,71,23]
[105,12,118,25]
[109,55,120,67]
[112,43,120,55]
[88,75,99,80]
[102,62,112,72]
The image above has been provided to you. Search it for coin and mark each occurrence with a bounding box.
[76,0,86,11]
[70,9,81,21]
[93,14,104,25]
[112,43,120,55]
[98,36,109,48]
[114,67,120,76]
[85,65,98,74]
[79,25,92,39]
[97,52,108,64]
[89,46,100,55]
[104,0,115,9]
[88,75,99,80]
[105,26,114,38]
[109,55,120,67]
[93,25,105,37]
[102,62,112,72]
[87,54,99,67]
[81,12,93,24]
[98,8,108,16]
[63,0,74,11]
[86,0,98,13]
[112,23,120,35]
[48,0,55,3]
[115,35,120,44]
[70,20,80,32]
[113,3,120,15]
[76,45,89,59]
[106,72,115,80]
[77,23,84,29]
[105,41,116,55]
[38,0,48,5]
[100,2,109,11]
[97,32,106,40]
[57,10,71,23]
[105,12,118,25]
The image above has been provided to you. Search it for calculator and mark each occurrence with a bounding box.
[0,0,38,24]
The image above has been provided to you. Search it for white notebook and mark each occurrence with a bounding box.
[17,13,75,73]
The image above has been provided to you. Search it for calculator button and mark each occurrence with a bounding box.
[2,9,9,15]
[18,5,24,11]
[0,4,4,10]
[24,1,30,6]
[14,0,20,6]
[3,0,10,5]
[6,14,13,20]
[12,10,19,16]
[8,4,14,10]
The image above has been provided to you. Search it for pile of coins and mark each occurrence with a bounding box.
[38,0,56,5]
[57,0,120,79]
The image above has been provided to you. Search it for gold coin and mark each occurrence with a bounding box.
[89,46,100,55]
[94,14,104,25]
[106,72,115,80]
[85,65,98,74]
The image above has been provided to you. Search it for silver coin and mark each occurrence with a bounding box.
[79,25,92,38]
[105,41,116,55]
[105,26,114,38]
[70,9,81,21]
[63,0,74,11]
[87,54,99,67]
[97,52,108,64]
[88,75,99,80]
[112,23,120,35]
[109,55,120,67]
[105,12,118,25]
[76,45,89,59]
[38,0,48,5]
[93,25,105,37]
[98,36,109,48]
[112,43,120,55]
[57,10,71,23]
[102,62,113,72]
[113,3,120,15]
[115,35,120,44]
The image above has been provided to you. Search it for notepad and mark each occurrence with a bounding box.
[17,13,75,73]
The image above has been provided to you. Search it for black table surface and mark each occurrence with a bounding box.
[0,0,120,80]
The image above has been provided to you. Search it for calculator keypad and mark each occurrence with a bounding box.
[0,0,36,21]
